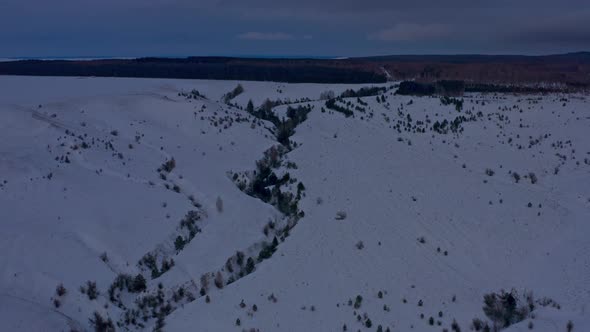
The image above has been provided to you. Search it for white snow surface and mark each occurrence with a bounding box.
[0,76,589,332]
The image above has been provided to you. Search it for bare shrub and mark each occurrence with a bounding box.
[99,252,108,263]
[471,318,487,331]
[216,196,223,213]
[86,281,99,300]
[200,274,210,294]
[320,90,335,100]
[56,283,67,297]
[528,172,538,184]
[160,158,176,173]
[89,311,115,332]
[512,172,521,183]
[483,290,530,329]
[214,271,224,289]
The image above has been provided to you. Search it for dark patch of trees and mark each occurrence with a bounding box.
[436,80,465,96]
[340,86,387,98]
[465,83,566,94]
[0,58,387,83]
[325,99,354,117]
[440,96,464,111]
[396,81,436,96]
[222,84,244,103]
[276,105,312,147]
[396,80,465,96]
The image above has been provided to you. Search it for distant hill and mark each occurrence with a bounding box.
[1,52,589,85]
[363,52,590,87]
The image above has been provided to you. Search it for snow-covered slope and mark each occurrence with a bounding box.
[0,76,588,332]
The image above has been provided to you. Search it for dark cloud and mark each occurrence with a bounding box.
[509,11,590,45]
[368,24,451,42]
[0,0,588,57]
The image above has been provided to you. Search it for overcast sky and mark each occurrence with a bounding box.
[1,0,589,57]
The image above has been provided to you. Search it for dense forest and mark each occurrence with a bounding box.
[0,57,386,84]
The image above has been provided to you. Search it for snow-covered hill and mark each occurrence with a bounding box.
[1,76,588,332]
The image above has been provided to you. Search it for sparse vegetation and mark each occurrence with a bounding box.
[56,283,67,297]
[528,172,538,184]
[89,311,115,332]
[335,211,347,220]
[325,98,354,117]
[214,271,224,289]
[100,252,108,263]
[354,295,363,309]
[222,84,244,103]
[216,196,223,213]
[482,290,536,330]
[159,158,176,173]
[512,172,521,183]
[84,281,99,300]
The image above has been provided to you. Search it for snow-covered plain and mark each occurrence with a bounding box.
[0,76,589,332]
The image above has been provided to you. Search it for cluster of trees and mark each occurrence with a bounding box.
[139,253,175,279]
[432,115,470,134]
[178,89,205,100]
[222,84,244,103]
[325,98,354,117]
[246,99,281,126]
[250,159,291,203]
[440,96,464,111]
[108,273,147,306]
[340,86,387,98]
[482,290,532,330]
[246,146,302,217]
[276,105,312,148]
[396,80,465,96]
[246,99,311,149]
[396,81,436,95]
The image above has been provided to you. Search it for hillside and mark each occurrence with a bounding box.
[1,76,589,332]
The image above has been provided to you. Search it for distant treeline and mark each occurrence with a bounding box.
[0,57,387,84]
[396,80,584,96]
[3,53,590,86]
[464,83,587,93]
